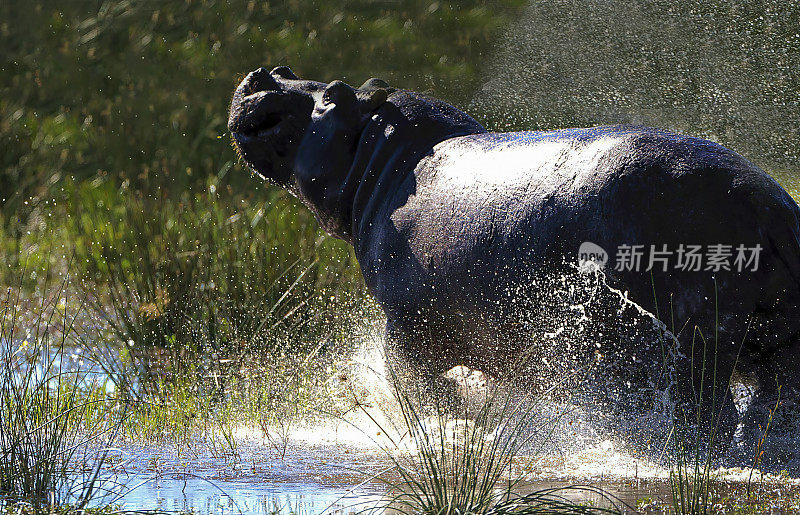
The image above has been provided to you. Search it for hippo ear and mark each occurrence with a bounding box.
[358,88,388,112]
[271,66,299,80]
[360,78,391,90]
[322,80,357,106]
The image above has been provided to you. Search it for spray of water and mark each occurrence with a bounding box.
[468,0,800,197]
[284,261,800,479]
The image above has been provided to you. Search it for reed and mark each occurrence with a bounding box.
[70,184,361,400]
[0,275,123,511]
[358,367,623,514]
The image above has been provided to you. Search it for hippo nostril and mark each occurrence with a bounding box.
[243,67,280,95]
[258,112,283,132]
[229,90,292,134]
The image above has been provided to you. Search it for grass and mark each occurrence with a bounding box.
[0,271,796,514]
[55,182,369,457]
[237,346,340,459]
[669,435,716,514]
[351,366,624,514]
[667,328,724,515]
[69,183,362,402]
[0,276,124,512]
[0,149,371,460]
[662,289,796,514]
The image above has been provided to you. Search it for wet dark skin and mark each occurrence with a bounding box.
[229,67,800,446]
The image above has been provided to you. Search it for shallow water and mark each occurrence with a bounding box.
[108,472,386,514]
[90,437,390,514]
[87,430,799,514]
[61,275,800,513]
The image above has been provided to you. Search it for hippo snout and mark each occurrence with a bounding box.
[228,66,316,135]
[228,66,321,186]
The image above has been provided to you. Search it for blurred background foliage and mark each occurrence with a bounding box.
[0,0,522,214]
[1,0,798,391]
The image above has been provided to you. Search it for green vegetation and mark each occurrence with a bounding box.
[72,182,362,400]
[0,0,524,218]
[3,505,126,515]
[0,282,121,512]
[363,370,623,514]
[0,272,352,511]
[669,420,718,514]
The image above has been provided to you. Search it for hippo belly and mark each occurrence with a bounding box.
[356,126,800,397]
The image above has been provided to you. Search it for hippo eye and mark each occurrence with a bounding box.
[271,66,298,80]
[322,80,357,107]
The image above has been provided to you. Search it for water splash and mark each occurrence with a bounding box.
[333,263,800,476]
[469,0,800,196]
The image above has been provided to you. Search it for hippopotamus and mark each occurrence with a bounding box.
[228,66,800,439]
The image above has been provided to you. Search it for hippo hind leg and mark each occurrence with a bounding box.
[729,334,800,470]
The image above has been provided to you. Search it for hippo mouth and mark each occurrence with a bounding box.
[233,122,298,164]
[234,112,290,153]
[229,91,295,137]
[251,112,284,137]
[229,89,311,161]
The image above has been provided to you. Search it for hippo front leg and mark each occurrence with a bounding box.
[383,319,464,415]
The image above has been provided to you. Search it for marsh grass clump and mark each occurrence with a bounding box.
[361,369,623,515]
[117,372,214,444]
[71,183,362,400]
[669,427,718,515]
[667,317,757,514]
[667,334,720,515]
[0,281,122,512]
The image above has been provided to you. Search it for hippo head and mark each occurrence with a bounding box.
[228,67,390,198]
[229,66,483,240]
[228,66,318,188]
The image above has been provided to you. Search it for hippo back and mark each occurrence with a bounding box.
[356,126,800,366]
